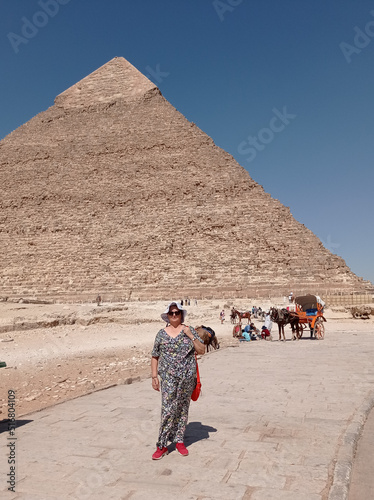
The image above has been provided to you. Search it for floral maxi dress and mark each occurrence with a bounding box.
[151,327,203,448]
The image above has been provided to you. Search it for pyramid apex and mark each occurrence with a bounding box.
[55,57,158,109]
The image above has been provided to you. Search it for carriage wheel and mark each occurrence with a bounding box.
[297,324,305,338]
[313,318,325,340]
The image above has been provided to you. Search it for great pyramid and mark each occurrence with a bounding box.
[0,57,370,301]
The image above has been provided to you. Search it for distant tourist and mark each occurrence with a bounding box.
[219,309,225,324]
[263,311,272,332]
[288,292,294,303]
[236,322,258,341]
[247,322,259,335]
[261,326,271,340]
[96,294,102,306]
[238,330,251,341]
[151,302,205,460]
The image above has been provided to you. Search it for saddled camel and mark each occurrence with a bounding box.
[195,325,220,352]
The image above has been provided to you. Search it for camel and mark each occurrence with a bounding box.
[232,323,242,338]
[195,326,220,352]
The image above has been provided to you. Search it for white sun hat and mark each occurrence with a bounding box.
[161,302,187,323]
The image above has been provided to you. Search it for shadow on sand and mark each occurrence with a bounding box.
[168,421,217,454]
[0,419,33,435]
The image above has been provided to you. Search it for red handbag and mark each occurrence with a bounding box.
[191,353,201,401]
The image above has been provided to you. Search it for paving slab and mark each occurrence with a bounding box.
[348,405,374,500]
[1,327,374,499]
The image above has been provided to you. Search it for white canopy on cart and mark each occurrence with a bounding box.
[294,294,325,310]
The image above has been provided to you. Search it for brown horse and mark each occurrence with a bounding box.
[230,308,237,324]
[270,307,300,341]
[233,308,251,324]
[195,326,220,352]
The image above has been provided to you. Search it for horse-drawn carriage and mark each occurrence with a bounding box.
[294,294,326,339]
[270,294,326,341]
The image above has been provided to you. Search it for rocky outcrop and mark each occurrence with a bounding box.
[0,57,371,300]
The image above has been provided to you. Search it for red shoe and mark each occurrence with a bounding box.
[152,447,168,460]
[176,442,189,456]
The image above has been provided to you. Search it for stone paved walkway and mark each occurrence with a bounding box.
[348,405,374,500]
[1,325,374,499]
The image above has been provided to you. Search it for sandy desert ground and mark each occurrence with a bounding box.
[0,297,371,418]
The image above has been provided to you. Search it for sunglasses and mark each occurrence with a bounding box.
[168,310,181,316]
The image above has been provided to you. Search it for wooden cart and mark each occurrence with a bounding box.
[294,294,326,339]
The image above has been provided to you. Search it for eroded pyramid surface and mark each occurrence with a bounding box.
[0,57,369,300]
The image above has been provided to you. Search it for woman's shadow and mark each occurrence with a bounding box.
[184,421,217,446]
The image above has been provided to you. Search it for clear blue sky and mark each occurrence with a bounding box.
[1,0,373,284]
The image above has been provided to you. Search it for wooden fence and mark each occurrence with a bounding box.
[322,293,374,306]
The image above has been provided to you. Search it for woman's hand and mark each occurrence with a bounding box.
[182,326,194,341]
[151,356,160,391]
[183,326,205,355]
[152,376,160,391]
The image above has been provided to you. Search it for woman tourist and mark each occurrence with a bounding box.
[219,309,225,324]
[151,301,205,460]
